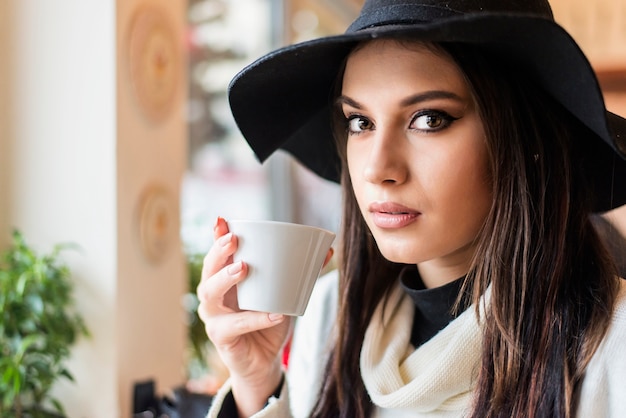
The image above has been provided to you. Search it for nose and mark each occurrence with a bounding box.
[362,129,408,185]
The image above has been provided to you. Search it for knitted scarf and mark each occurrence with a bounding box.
[360,281,485,413]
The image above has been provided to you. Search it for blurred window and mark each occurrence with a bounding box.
[182,0,360,253]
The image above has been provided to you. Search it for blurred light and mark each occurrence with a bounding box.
[186,98,206,123]
[292,9,319,35]
[199,61,245,93]
[188,0,227,24]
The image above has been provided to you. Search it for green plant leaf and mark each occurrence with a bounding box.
[59,368,74,382]
[12,369,21,397]
[16,334,42,359]
[16,272,29,297]
[0,229,88,414]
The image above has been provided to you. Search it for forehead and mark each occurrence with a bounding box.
[342,39,470,98]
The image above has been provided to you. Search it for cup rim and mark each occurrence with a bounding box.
[228,219,335,237]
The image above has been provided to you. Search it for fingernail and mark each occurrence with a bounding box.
[217,232,232,247]
[213,216,223,232]
[227,261,242,275]
[268,313,284,322]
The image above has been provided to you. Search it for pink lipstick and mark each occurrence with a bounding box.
[368,202,420,229]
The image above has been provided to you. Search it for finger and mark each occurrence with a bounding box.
[213,216,229,240]
[201,216,235,280]
[205,310,287,344]
[197,260,247,316]
[323,247,334,268]
[201,231,238,281]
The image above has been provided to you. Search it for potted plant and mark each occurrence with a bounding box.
[0,230,89,418]
[183,252,228,395]
[185,252,208,371]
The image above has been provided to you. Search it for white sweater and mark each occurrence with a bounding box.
[207,271,626,417]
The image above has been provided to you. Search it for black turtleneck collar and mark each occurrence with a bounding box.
[399,265,469,348]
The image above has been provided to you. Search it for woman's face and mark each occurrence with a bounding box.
[341,40,492,286]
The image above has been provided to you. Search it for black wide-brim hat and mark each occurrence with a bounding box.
[228,0,626,212]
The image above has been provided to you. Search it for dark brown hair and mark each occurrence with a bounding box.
[310,40,620,418]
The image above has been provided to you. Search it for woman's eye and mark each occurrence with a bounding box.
[347,115,373,133]
[411,111,458,132]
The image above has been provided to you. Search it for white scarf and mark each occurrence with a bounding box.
[360,281,485,413]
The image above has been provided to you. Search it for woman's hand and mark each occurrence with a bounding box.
[197,217,292,416]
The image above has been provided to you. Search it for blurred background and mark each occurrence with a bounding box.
[0,0,624,416]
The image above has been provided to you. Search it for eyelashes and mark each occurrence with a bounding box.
[411,110,460,131]
[344,109,460,135]
[346,114,374,133]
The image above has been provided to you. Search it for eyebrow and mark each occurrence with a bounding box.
[336,90,464,109]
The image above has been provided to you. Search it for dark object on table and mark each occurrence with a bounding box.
[133,379,214,418]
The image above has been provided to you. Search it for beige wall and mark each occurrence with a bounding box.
[8,1,119,414]
[1,0,187,416]
[551,0,626,69]
[0,0,12,243]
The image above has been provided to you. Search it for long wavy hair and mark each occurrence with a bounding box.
[310,40,620,418]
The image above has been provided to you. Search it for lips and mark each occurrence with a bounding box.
[368,202,421,229]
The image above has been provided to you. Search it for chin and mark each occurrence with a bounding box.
[377,245,421,265]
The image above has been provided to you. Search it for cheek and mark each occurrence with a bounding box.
[437,142,492,226]
[346,143,366,195]
[420,130,491,219]
[346,140,362,174]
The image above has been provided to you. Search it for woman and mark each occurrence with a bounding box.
[197,0,626,417]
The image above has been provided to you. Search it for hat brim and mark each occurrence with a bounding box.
[228,13,626,211]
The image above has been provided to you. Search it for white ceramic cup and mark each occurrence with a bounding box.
[228,220,336,316]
